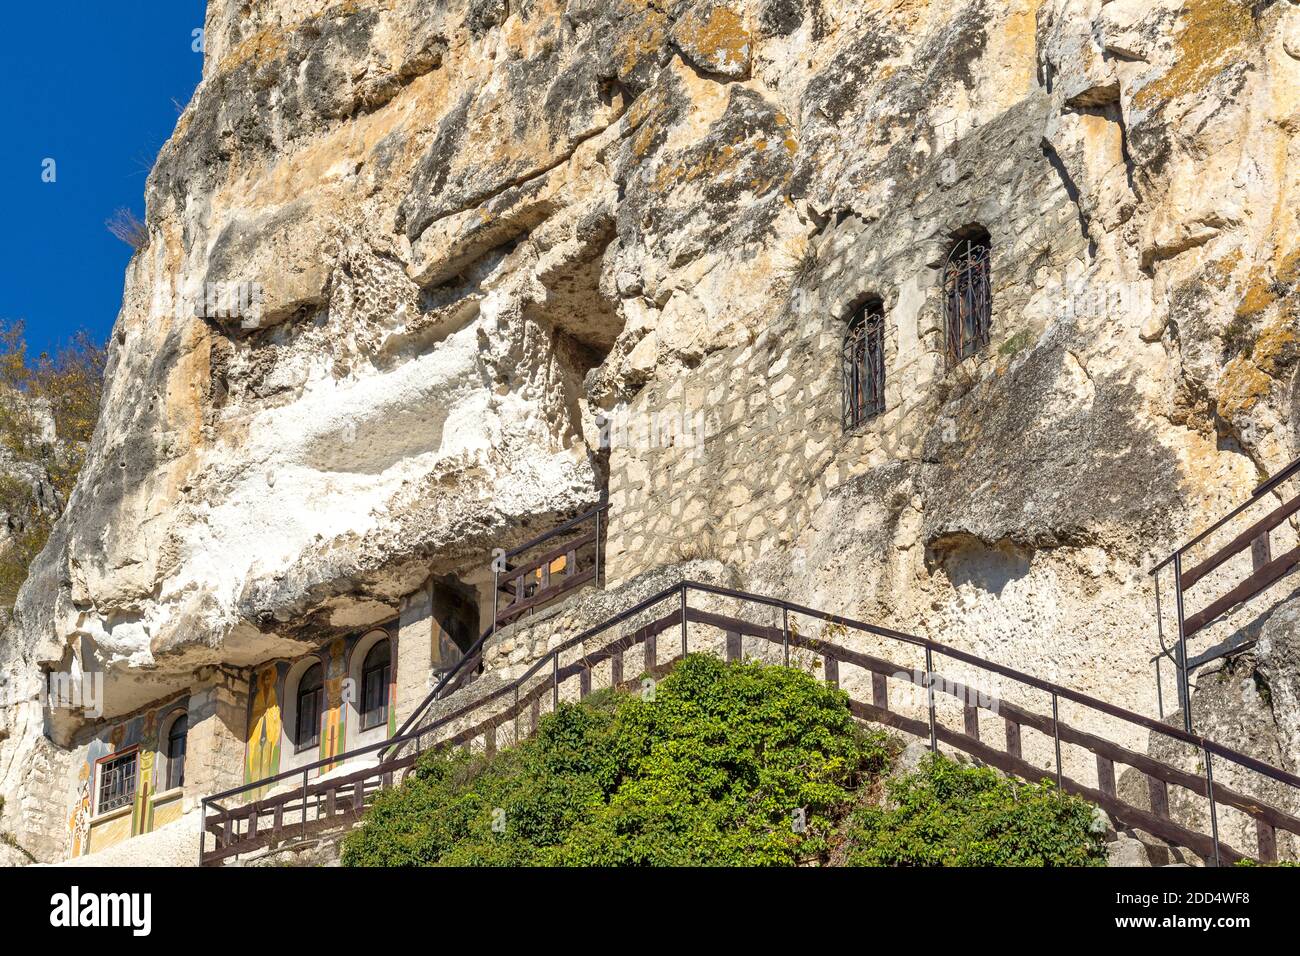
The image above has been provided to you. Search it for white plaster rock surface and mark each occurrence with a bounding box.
[2,0,1300,861]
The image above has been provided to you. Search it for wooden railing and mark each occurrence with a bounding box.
[493,500,606,629]
[201,582,1300,865]
[1150,455,1300,730]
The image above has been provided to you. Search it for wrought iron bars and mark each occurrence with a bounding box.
[841,300,886,430]
[943,235,992,366]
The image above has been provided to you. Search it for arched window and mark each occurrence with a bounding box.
[164,713,188,791]
[295,662,324,753]
[943,231,992,365]
[842,299,886,429]
[360,640,392,731]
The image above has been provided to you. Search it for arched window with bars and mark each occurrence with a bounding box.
[164,713,188,791]
[359,639,391,732]
[842,299,886,430]
[294,662,324,753]
[943,230,992,365]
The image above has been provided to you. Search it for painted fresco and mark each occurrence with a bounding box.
[241,627,398,786]
[152,792,184,829]
[322,639,346,767]
[388,641,399,736]
[132,711,159,838]
[69,697,188,858]
[68,738,110,857]
[245,663,282,793]
[86,807,133,854]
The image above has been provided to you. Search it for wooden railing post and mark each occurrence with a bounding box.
[1005,720,1022,761]
[963,700,979,741]
[1148,776,1170,819]
[1096,755,1116,797]
[1256,819,1277,864]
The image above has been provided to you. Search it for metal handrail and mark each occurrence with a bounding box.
[502,497,607,562]
[1147,454,1300,731]
[203,579,1300,867]
[1150,453,1300,576]
[681,581,1300,789]
[387,499,608,756]
[207,578,1300,820]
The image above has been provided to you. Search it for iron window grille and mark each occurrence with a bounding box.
[842,301,886,430]
[360,641,391,732]
[295,662,324,753]
[943,235,992,365]
[96,750,138,815]
[165,714,187,791]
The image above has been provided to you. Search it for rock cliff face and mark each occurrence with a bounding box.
[2,0,1300,861]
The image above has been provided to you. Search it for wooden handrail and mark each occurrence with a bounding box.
[1180,492,1300,590]
[204,584,1300,865]
[1183,544,1300,638]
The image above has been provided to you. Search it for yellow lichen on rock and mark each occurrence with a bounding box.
[1135,0,1257,109]
[218,27,287,74]
[673,4,751,78]
[1216,352,1274,418]
[1252,313,1300,375]
[617,8,668,77]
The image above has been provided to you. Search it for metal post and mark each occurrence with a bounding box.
[1203,744,1221,868]
[552,653,560,711]
[301,770,309,840]
[198,802,206,863]
[492,566,500,636]
[1051,692,1063,790]
[594,508,602,589]
[924,647,937,753]
[1172,553,1193,733]
[1154,573,1165,719]
[679,586,688,658]
[782,608,790,667]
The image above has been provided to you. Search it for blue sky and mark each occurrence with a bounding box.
[1,3,207,357]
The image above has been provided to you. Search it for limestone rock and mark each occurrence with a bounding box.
[1107,834,1153,867]
[3,0,1300,863]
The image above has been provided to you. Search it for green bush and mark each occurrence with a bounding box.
[841,753,1106,867]
[342,654,893,867]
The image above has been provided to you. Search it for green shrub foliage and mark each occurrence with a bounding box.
[343,656,1109,867]
[842,753,1107,867]
[342,654,893,866]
